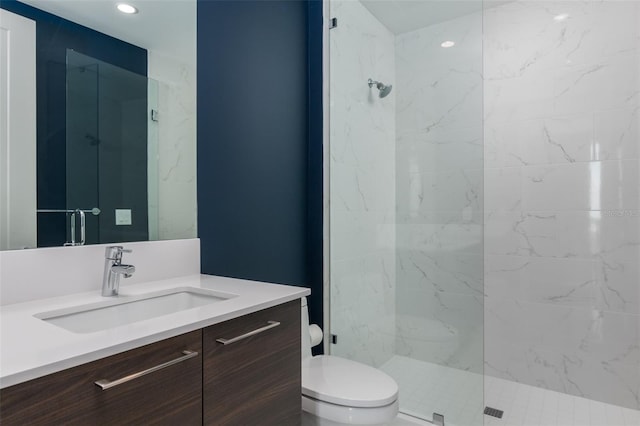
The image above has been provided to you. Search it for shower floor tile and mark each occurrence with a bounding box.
[380,355,640,426]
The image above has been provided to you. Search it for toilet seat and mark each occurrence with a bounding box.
[302,355,398,408]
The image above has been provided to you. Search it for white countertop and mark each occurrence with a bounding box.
[0,274,310,389]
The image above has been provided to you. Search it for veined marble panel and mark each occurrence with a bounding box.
[486,254,639,315]
[485,210,640,262]
[484,1,640,80]
[486,108,640,169]
[553,52,640,117]
[521,160,640,211]
[484,167,523,211]
[485,298,640,409]
[484,0,640,409]
[148,51,197,241]
[486,160,640,213]
[484,67,558,124]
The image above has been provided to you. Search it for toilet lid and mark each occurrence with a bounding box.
[302,355,399,408]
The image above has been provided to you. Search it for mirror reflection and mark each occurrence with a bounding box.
[0,0,197,251]
[37,50,158,247]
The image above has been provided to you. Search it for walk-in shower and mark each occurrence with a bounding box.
[328,0,640,425]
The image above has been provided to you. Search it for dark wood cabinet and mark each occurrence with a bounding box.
[0,300,301,425]
[203,300,301,426]
[0,330,203,425]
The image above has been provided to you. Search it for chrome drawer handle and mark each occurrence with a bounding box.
[216,321,281,345]
[94,350,198,390]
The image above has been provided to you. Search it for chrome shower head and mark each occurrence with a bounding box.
[368,78,393,98]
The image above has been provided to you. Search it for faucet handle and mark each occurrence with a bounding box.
[115,247,132,262]
[105,246,121,259]
[105,246,132,260]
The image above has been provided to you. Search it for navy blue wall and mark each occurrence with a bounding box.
[0,0,147,247]
[197,0,324,331]
[306,0,324,341]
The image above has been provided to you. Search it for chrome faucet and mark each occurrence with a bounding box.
[101,246,135,296]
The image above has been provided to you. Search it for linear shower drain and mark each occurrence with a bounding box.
[484,406,504,418]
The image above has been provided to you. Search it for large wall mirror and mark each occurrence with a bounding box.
[0,0,196,251]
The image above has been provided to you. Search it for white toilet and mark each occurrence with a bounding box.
[301,297,399,425]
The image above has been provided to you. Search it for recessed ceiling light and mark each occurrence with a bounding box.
[441,41,455,48]
[554,13,569,21]
[117,3,138,14]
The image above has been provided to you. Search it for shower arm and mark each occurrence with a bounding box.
[367,78,392,98]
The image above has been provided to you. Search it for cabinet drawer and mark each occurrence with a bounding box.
[203,300,301,425]
[0,330,202,425]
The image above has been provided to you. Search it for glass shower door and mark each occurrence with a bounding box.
[328,1,484,424]
[66,54,99,245]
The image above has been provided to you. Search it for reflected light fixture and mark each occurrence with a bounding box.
[441,40,455,48]
[117,3,138,14]
[554,13,569,21]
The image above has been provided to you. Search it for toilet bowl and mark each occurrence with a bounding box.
[301,298,399,425]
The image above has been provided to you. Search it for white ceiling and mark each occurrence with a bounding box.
[20,0,196,66]
[360,0,510,35]
[20,0,508,65]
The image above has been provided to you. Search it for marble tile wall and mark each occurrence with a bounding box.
[329,0,396,368]
[394,13,484,374]
[330,0,639,410]
[483,0,640,409]
[148,52,197,241]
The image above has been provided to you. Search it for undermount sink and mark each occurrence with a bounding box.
[34,287,237,334]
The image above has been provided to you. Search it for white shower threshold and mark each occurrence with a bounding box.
[386,413,433,426]
[380,355,640,426]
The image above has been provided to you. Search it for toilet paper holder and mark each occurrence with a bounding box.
[309,324,323,347]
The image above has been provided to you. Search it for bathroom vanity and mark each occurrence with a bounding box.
[0,274,308,425]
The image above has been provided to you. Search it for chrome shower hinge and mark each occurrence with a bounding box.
[433,413,445,426]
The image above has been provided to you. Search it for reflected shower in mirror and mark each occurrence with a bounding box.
[36,50,159,247]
